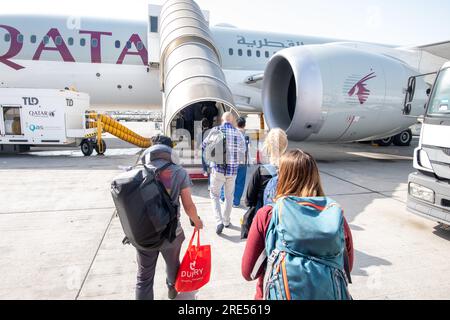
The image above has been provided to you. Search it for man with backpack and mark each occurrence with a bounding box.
[202,112,246,235]
[112,135,203,300]
[220,117,250,208]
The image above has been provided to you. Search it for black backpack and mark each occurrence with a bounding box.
[241,165,278,239]
[111,163,178,251]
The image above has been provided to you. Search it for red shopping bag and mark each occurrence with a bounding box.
[175,230,211,292]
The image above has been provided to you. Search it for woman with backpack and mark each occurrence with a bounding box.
[242,149,354,300]
[241,129,288,239]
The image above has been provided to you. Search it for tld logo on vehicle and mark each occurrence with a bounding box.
[22,97,39,106]
[29,110,56,118]
[66,99,74,107]
[345,72,377,105]
[28,124,43,132]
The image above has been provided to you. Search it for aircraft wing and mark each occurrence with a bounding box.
[415,41,450,60]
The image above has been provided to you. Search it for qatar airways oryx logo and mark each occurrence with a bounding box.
[347,72,377,105]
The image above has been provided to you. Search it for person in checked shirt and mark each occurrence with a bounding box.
[202,112,246,235]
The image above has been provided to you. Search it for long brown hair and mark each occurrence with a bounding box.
[276,149,325,199]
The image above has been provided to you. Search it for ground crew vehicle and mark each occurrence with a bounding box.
[0,88,100,155]
[405,62,450,226]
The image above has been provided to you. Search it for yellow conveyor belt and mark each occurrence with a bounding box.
[87,113,152,149]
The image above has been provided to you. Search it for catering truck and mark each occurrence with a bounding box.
[405,61,450,226]
[0,88,99,155]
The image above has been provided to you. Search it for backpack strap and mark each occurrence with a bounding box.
[343,249,352,284]
[155,162,173,175]
[251,250,267,280]
[220,127,227,168]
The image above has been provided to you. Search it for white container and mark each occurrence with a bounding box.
[0,88,93,147]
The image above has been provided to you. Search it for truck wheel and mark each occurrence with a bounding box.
[374,137,393,147]
[393,129,413,147]
[80,140,94,156]
[94,140,106,155]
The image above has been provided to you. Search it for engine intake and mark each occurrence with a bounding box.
[262,47,324,141]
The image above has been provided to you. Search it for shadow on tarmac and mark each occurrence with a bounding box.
[352,250,392,277]
[433,225,450,241]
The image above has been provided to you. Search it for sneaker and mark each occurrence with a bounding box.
[216,224,224,235]
[168,286,178,300]
[224,223,232,229]
[220,199,225,204]
[233,204,240,208]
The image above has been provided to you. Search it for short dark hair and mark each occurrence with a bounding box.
[151,134,173,148]
[236,117,246,128]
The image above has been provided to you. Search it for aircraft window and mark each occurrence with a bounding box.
[30,35,37,43]
[4,33,11,42]
[55,36,62,46]
[247,50,252,57]
[265,51,269,58]
[238,49,243,56]
[92,38,98,48]
[126,41,132,49]
[68,37,74,46]
[115,40,121,48]
[43,36,50,44]
[17,34,24,44]
[137,41,143,50]
[256,50,261,58]
[229,48,233,56]
[80,38,86,46]
[150,16,158,33]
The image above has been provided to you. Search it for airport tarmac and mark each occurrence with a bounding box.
[1,124,450,300]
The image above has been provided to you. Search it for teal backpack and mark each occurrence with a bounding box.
[264,196,352,300]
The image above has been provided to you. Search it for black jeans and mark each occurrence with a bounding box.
[135,232,185,300]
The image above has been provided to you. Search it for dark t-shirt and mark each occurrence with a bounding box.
[147,158,193,236]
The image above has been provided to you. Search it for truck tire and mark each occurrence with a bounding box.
[374,137,393,147]
[393,129,413,147]
[94,140,106,155]
[81,140,94,156]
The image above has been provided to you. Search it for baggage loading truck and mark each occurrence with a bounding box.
[0,88,99,154]
[404,61,450,226]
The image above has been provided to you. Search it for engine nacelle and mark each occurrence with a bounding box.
[262,44,428,142]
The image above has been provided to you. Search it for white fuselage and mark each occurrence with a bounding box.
[0,15,379,110]
[0,14,444,142]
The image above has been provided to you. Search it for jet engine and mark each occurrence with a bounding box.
[262,44,428,142]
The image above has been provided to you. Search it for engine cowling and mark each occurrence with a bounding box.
[262,44,428,142]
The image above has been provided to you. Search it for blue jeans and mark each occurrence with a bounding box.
[221,165,247,206]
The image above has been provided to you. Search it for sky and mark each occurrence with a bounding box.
[1,0,449,46]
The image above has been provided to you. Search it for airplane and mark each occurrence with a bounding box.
[1,0,449,153]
